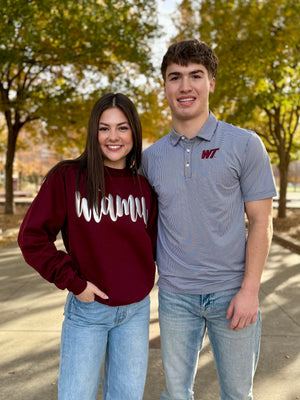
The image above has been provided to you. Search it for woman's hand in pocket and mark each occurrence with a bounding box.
[76,281,108,302]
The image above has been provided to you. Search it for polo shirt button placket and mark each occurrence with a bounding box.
[184,143,192,179]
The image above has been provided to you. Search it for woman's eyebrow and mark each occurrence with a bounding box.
[99,121,129,126]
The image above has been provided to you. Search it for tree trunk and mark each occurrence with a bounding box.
[4,155,15,214]
[4,121,18,215]
[277,157,289,218]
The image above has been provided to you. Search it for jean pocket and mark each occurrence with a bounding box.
[67,293,101,318]
[72,294,98,310]
[74,296,96,305]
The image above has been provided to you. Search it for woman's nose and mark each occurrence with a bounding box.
[108,128,118,140]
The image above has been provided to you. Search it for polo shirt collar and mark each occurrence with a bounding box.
[170,112,218,146]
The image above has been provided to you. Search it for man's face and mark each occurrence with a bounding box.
[164,62,215,123]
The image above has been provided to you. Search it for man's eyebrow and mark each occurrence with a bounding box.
[190,69,205,75]
[167,69,205,78]
[167,71,181,78]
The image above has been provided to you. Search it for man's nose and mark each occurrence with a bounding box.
[180,77,192,91]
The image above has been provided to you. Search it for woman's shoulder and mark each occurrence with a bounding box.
[45,160,81,183]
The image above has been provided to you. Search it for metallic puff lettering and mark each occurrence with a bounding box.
[75,192,92,222]
[75,192,148,225]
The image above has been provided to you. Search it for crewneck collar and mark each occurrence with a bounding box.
[104,166,132,177]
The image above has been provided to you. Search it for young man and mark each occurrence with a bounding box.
[142,40,277,400]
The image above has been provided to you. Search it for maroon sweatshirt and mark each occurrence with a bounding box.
[18,164,157,306]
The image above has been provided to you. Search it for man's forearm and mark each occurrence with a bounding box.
[242,201,273,293]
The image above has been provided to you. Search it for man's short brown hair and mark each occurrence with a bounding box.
[161,39,218,81]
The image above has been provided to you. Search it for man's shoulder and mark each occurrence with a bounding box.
[217,120,260,146]
[143,135,170,156]
[142,135,171,176]
[218,120,254,136]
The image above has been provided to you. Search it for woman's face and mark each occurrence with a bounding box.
[98,107,133,169]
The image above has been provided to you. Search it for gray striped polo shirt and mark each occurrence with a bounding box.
[142,112,277,294]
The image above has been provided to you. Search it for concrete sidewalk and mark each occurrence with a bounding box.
[1,240,300,400]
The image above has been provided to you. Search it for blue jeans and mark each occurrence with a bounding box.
[159,288,261,400]
[58,292,150,400]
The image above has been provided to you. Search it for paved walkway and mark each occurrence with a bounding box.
[1,240,300,400]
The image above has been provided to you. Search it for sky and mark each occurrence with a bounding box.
[152,0,179,67]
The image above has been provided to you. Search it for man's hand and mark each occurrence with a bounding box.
[226,288,259,331]
[76,281,108,303]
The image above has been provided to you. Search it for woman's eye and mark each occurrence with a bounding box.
[98,127,108,131]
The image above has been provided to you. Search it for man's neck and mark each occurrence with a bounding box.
[172,112,209,139]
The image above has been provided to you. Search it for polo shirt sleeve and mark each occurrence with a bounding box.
[240,133,277,203]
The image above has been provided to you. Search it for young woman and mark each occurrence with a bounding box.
[18,93,157,400]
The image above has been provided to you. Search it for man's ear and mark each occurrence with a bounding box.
[209,77,216,93]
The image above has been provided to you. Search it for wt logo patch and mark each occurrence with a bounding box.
[202,148,220,159]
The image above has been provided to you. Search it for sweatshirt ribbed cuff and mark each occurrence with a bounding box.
[66,277,87,295]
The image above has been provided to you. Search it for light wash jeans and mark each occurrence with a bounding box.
[159,287,261,400]
[58,292,150,400]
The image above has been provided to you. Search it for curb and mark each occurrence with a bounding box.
[272,233,300,255]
